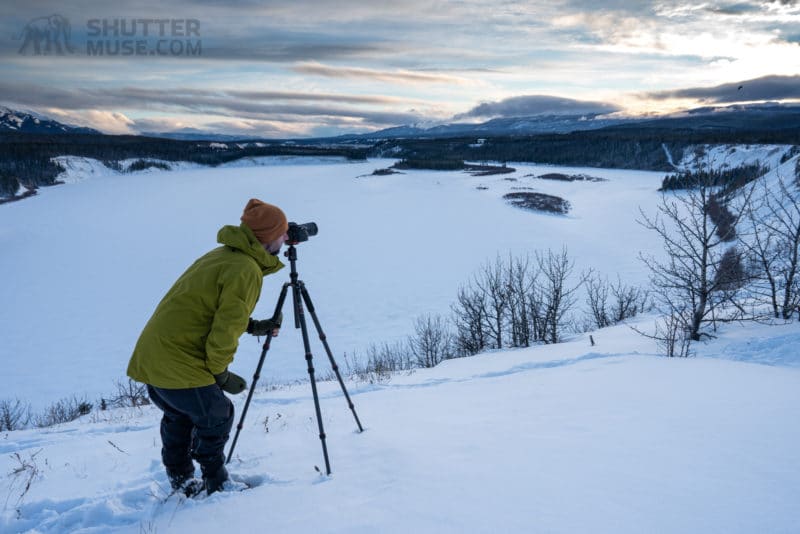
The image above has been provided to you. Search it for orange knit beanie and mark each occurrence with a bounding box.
[240,198,288,244]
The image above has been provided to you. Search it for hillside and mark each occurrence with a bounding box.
[2,152,799,533]
[2,319,798,533]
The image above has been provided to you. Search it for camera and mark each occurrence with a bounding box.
[287,221,318,244]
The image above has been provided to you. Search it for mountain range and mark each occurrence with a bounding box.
[2,103,799,141]
[0,106,99,135]
[338,103,800,141]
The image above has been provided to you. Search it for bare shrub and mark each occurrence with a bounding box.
[655,312,693,358]
[34,396,92,428]
[714,247,746,292]
[631,309,693,358]
[585,274,652,329]
[6,449,43,515]
[346,342,414,384]
[707,194,737,241]
[109,379,151,408]
[0,399,32,431]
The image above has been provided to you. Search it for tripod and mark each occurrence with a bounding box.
[226,244,364,475]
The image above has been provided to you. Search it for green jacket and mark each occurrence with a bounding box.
[127,224,284,389]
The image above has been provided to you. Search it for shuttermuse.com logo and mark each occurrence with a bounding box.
[17,14,75,55]
[86,18,201,56]
[16,15,202,57]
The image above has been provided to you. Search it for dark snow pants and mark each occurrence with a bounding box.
[147,384,234,481]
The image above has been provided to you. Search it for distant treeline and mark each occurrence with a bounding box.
[4,122,800,199]
[659,163,769,194]
[374,135,682,171]
[371,126,800,172]
[0,133,369,198]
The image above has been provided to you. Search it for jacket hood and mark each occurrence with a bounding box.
[217,223,285,275]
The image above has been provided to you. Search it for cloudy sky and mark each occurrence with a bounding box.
[2,1,799,137]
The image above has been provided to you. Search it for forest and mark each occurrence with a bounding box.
[3,120,800,200]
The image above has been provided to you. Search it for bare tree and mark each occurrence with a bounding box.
[451,285,489,356]
[409,314,454,368]
[639,178,752,342]
[506,253,536,347]
[474,256,510,349]
[452,249,583,351]
[534,247,585,344]
[585,272,613,329]
[742,175,800,320]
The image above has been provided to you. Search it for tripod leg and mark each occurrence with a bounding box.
[299,281,364,433]
[226,283,290,464]
[292,281,333,475]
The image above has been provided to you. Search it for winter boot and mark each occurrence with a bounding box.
[167,466,195,492]
[203,465,229,495]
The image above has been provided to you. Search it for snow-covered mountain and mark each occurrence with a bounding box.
[349,113,627,139]
[0,106,99,134]
[338,103,800,140]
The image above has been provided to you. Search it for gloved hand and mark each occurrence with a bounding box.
[247,312,283,337]
[214,369,247,394]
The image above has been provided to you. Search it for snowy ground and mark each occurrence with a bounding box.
[1,156,667,409]
[2,151,799,533]
[1,317,799,534]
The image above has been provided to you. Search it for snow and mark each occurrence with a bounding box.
[1,154,799,533]
[1,319,799,533]
[0,157,667,409]
[51,156,116,183]
[677,144,794,172]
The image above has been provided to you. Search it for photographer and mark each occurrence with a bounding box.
[127,198,288,496]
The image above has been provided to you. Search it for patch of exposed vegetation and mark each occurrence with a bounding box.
[371,167,402,176]
[503,192,570,214]
[126,159,171,172]
[464,164,516,176]
[392,158,465,170]
[526,172,606,182]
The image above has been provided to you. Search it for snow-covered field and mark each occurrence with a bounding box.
[2,151,799,533]
[1,156,666,408]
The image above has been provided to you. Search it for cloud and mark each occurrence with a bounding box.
[292,62,473,85]
[132,116,309,138]
[199,42,388,63]
[226,89,423,106]
[0,82,432,136]
[705,2,762,15]
[0,82,427,129]
[643,75,800,103]
[455,95,621,120]
[40,108,135,134]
